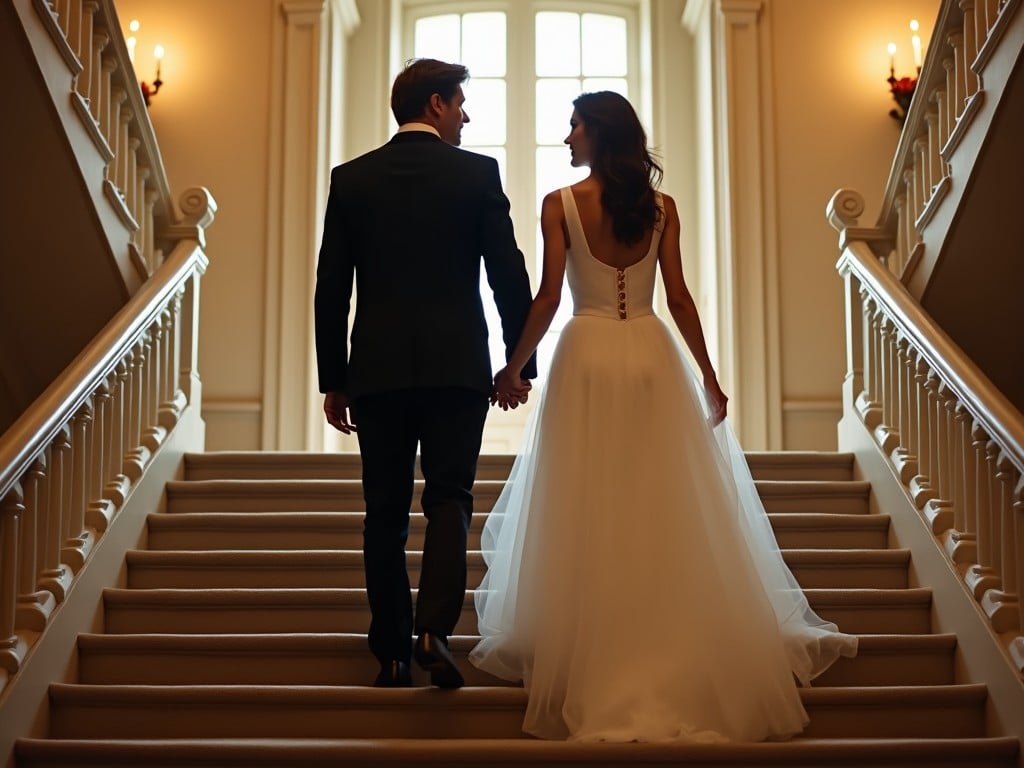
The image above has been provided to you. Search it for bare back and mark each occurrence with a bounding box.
[566,179,656,270]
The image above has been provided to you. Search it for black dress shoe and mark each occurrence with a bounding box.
[414,632,464,689]
[373,660,412,687]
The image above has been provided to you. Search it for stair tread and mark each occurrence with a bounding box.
[77,631,957,652]
[103,586,928,605]
[17,735,1019,762]
[126,547,909,565]
[48,682,989,704]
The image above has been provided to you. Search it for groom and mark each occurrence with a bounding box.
[315,58,536,688]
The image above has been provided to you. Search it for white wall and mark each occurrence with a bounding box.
[767,0,939,448]
[116,0,276,449]
[113,0,940,451]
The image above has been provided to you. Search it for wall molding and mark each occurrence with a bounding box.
[262,0,360,450]
[708,0,782,450]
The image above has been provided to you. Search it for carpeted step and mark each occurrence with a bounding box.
[45,683,990,740]
[125,548,910,591]
[165,479,506,514]
[183,451,857,483]
[101,587,932,636]
[757,481,870,515]
[145,511,892,552]
[16,736,1020,768]
[165,479,870,516]
[76,633,957,688]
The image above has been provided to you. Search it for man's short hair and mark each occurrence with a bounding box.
[390,58,470,125]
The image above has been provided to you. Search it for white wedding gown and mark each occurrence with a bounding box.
[470,187,858,743]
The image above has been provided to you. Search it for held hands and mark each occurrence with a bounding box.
[704,374,728,427]
[491,367,532,411]
[324,391,356,434]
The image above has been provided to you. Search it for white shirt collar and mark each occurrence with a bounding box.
[396,122,441,138]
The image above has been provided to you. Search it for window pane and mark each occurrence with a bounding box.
[581,14,627,76]
[536,78,581,145]
[462,12,506,76]
[414,14,460,61]
[535,146,587,215]
[536,12,580,76]
[582,77,629,99]
[462,79,506,145]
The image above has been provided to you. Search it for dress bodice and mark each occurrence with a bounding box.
[561,187,662,321]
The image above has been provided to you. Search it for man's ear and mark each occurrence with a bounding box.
[427,92,444,116]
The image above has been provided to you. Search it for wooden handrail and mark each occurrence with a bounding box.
[0,241,207,503]
[838,240,1024,470]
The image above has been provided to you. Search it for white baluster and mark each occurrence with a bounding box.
[108,87,126,183]
[914,138,929,210]
[41,427,73,603]
[1010,476,1024,672]
[0,484,26,674]
[100,55,118,151]
[924,111,942,192]
[87,379,115,532]
[910,363,937,507]
[981,454,1020,631]
[923,384,955,532]
[945,403,977,563]
[893,197,908,273]
[66,0,82,66]
[982,0,1001,39]
[62,401,95,572]
[116,100,132,201]
[948,32,966,121]
[144,186,159,271]
[127,136,141,246]
[894,342,919,483]
[78,3,98,103]
[89,31,108,124]
[16,458,56,631]
[942,58,956,148]
[960,0,980,96]
[105,362,131,508]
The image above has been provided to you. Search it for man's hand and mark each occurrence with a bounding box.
[324,391,356,434]
[491,367,532,411]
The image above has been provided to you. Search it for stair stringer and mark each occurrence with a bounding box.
[839,410,1024,763]
[0,403,204,768]
[10,0,146,296]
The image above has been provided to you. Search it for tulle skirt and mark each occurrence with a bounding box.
[470,313,857,742]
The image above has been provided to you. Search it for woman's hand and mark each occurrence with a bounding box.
[704,375,728,426]
[492,367,532,410]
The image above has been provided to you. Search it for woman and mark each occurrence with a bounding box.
[470,92,857,743]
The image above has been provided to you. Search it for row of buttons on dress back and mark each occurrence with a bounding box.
[616,269,627,319]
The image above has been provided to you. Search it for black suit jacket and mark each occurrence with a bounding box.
[315,131,537,399]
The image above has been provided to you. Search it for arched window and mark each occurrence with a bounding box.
[401,2,642,373]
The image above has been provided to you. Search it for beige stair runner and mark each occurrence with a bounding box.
[15,452,1021,767]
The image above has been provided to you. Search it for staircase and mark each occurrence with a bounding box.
[13,452,1020,767]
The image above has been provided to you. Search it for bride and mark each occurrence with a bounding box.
[471,91,858,743]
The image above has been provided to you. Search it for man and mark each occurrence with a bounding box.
[314,59,536,689]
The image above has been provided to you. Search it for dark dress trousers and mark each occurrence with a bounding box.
[314,130,536,665]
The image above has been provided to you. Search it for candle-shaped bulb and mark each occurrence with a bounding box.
[126,36,136,63]
[154,44,165,81]
[910,20,922,70]
[129,19,140,33]
[887,42,897,76]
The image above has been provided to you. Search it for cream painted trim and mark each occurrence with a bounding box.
[262,0,327,450]
[202,399,262,415]
[711,0,782,450]
[781,398,843,413]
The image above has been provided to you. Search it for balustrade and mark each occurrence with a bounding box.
[0,189,212,689]
[877,0,1016,280]
[34,0,171,275]
[832,188,1024,674]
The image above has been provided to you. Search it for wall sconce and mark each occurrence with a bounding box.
[887,19,922,124]
[141,45,165,107]
[125,20,164,108]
